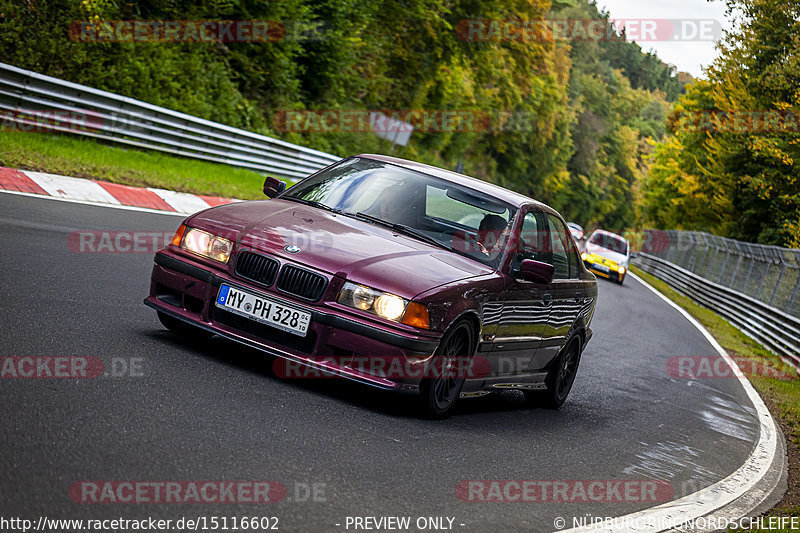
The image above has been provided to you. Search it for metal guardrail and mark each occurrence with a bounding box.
[0,62,340,179]
[634,251,800,370]
[639,229,800,317]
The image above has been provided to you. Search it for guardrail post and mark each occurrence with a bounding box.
[769,255,787,307]
[788,253,800,313]
[672,230,682,264]
[730,241,744,288]
[717,239,731,285]
[705,238,720,278]
[680,231,694,270]
[755,247,773,300]
[696,233,712,275]
[755,262,770,300]
[743,244,757,293]
[664,230,676,263]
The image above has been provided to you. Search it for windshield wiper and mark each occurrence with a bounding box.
[283,197,343,214]
[352,212,452,251]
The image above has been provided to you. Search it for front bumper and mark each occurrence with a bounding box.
[145,251,442,393]
[583,255,625,282]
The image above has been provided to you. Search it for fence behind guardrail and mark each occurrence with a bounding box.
[639,230,800,316]
[634,229,800,369]
[0,62,340,179]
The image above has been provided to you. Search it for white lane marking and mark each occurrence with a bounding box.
[563,272,781,532]
[24,171,122,204]
[147,187,211,214]
[0,188,185,217]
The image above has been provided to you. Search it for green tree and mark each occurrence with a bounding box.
[643,0,800,246]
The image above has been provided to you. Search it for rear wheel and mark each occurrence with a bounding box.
[526,335,582,409]
[418,320,475,418]
[157,311,213,340]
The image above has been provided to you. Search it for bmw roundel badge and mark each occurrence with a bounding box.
[284,245,301,254]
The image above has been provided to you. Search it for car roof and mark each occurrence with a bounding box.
[589,228,629,243]
[356,154,542,208]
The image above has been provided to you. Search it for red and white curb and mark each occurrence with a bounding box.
[0,167,237,215]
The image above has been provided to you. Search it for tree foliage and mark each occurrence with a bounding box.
[642,0,800,246]
[0,0,685,232]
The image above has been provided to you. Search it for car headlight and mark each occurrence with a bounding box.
[581,252,588,261]
[337,282,430,328]
[174,225,232,264]
[619,266,626,275]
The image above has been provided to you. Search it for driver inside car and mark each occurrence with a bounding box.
[476,214,508,256]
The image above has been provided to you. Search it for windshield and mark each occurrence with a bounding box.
[589,232,628,255]
[283,157,517,266]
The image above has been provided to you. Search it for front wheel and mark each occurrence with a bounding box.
[418,320,475,418]
[526,335,582,409]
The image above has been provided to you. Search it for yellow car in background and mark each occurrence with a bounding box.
[581,229,630,285]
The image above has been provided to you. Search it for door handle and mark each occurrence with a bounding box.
[542,293,553,306]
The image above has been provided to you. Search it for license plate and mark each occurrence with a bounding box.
[216,284,311,336]
[593,263,610,273]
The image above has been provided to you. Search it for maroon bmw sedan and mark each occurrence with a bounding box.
[145,155,597,416]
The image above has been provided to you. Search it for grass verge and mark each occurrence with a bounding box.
[631,265,800,527]
[0,129,280,200]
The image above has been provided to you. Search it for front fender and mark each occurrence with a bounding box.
[414,275,504,337]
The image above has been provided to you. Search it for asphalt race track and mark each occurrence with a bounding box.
[0,193,765,532]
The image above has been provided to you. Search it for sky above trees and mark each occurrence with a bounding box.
[599,0,730,77]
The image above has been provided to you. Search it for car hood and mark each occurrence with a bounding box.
[188,199,494,299]
[586,245,628,266]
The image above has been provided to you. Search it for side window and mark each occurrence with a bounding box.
[545,214,570,280]
[567,238,581,279]
[510,211,542,272]
[518,212,540,259]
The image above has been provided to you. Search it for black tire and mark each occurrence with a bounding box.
[617,274,625,285]
[157,311,213,340]
[418,320,475,418]
[526,335,582,409]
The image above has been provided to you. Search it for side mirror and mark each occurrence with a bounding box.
[263,176,287,198]
[520,259,554,284]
